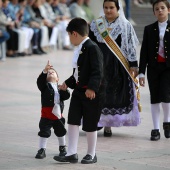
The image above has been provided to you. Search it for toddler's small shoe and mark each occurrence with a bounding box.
[81,154,97,164]
[59,145,67,156]
[35,148,46,159]
[150,129,160,141]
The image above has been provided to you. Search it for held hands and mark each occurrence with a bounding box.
[85,89,95,100]
[43,60,53,73]
[129,67,138,78]
[59,82,68,91]
[139,77,145,87]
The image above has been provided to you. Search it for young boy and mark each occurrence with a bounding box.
[139,0,170,141]
[53,17,103,164]
[35,61,70,159]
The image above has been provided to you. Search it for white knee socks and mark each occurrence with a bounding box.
[66,125,79,156]
[86,131,97,158]
[151,103,170,130]
[162,103,170,122]
[151,103,161,130]
[58,136,66,146]
[39,137,48,149]
[39,136,65,149]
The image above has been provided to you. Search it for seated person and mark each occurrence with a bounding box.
[0,29,10,43]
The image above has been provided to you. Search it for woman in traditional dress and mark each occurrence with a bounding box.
[89,0,141,137]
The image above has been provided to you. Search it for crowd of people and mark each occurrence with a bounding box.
[0,0,94,61]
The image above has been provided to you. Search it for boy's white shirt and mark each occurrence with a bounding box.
[43,70,62,118]
[49,82,62,119]
[158,20,167,58]
[72,37,89,82]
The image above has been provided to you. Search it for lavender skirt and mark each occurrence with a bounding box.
[98,85,141,127]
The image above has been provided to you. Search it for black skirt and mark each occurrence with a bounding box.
[99,43,134,116]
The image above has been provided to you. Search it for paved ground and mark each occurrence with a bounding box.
[0,2,170,170]
[0,46,170,170]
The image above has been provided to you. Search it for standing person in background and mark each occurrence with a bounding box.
[124,0,136,26]
[82,0,94,23]
[89,0,140,137]
[139,0,170,141]
[69,0,89,22]
[58,0,71,19]
[124,0,130,20]
[51,0,72,50]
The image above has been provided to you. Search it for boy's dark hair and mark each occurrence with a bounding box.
[66,17,89,36]
[152,0,170,11]
[103,0,120,10]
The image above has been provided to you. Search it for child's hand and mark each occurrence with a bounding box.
[139,77,145,87]
[43,60,53,73]
[130,67,138,78]
[85,89,95,100]
[59,82,68,90]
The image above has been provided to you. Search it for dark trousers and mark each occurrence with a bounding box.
[147,63,170,104]
[125,0,131,20]
[38,117,66,138]
[6,27,18,51]
[0,31,10,43]
[32,28,40,47]
[67,89,102,132]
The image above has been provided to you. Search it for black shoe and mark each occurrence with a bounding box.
[6,54,17,58]
[104,129,112,137]
[53,153,78,163]
[33,49,43,55]
[163,122,170,138]
[17,52,26,57]
[63,46,73,51]
[35,148,46,159]
[150,129,160,141]
[81,154,97,164]
[38,48,47,54]
[59,145,67,156]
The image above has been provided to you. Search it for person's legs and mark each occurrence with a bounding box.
[39,137,48,149]
[125,0,131,20]
[0,31,10,43]
[53,118,67,156]
[86,131,97,158]
[35,118,53,159]
[162,102,170,138]
[66,124,79,156]
[162,103,170,122]
[81,131,98,164]
[151,103,161,130]
[58,136,67,156]
[53,124,79,163]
